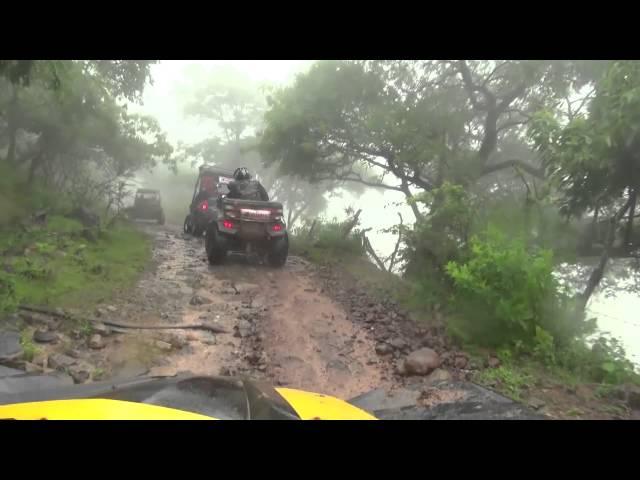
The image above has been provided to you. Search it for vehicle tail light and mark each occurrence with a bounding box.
[272,223,283,232]
[223,219,234,229]
[200,200,209,211]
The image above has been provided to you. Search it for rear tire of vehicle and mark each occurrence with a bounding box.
[267,235,289,268]
[183,215,192,234]
[206,227,226,265]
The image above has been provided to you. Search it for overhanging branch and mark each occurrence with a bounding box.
[481,159,545,179]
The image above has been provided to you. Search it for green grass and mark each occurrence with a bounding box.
[474,364,535,401]
[20,329,40,362]
[1,215,151,313]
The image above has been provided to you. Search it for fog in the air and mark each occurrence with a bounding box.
[131,60,412,260]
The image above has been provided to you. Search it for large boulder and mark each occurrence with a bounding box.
[404,348,441,376]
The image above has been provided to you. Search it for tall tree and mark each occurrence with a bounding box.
[529,60,640,309]
[259,60,603,221]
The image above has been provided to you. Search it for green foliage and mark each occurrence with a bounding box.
[474,364,534,401]
[0,214,150,313]
[556,336,639,385]
[529,61,640,218]
[20,329,39,362]
[404,182,474,275]
[0,271,17,313]
[291,218,365,260]
[445,227,573,346]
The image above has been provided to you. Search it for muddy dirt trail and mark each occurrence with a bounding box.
[92,223,394,401]
[2,222,553,418]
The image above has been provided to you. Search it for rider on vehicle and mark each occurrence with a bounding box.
[227,167,269,202]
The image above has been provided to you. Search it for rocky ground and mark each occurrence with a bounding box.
[4,222,626,419]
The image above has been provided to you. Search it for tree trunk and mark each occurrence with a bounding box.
[307,219,317,239]
[578,195,634,311]
[400,179,423,222]
[28,151,44,185]
[342,209,362,238]
[624,189,636,249]
[363,235,387,271]
[6,84,18,164]
[387,213,403,273]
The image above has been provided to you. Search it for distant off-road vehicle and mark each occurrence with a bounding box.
[184,165,233,237]
[130,189,165,225]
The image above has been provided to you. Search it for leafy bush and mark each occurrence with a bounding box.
[403,182,474,276]
[557,336,638,385]
[0,272,17,313]
[291,217,365,258]
[445,227,574,347]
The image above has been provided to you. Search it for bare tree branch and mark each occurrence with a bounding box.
[578,193,636,311]
[481,159,545,178]
[363,235,387,271]
[387,212,403,272]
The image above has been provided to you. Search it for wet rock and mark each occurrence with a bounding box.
[149,366,178,378]
[527,397,546,410]
[245,351,262,365]
[454,355,468,369]
[219,366,236,377]
[388,337,408,352]
[234,320,253,338]
[375,343,393,356]
[350,388,421,412]
[113,361,149,380]
[0,331,23,364]
[66,349,85,360]
[92,322,112,336]
[326,358,349,372]
[32,353,48,367]
[106,305,117,313]
[69,363,92,384]
[33,329,58,344]
[24,362,42,373]
[612,384,640,410]
[155,340,172,351]
[395,359,408,376]
[425,368,453,385]
[404,348,441,376]
[487,357,501,368]
[159,334,188,349]
[234,283,260,294]
[627,386,640,410]
[0,365,25,377]
[89,334,105,350]
[190,295,212,305]
[95,308,106,317]
[48,353,76,370]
